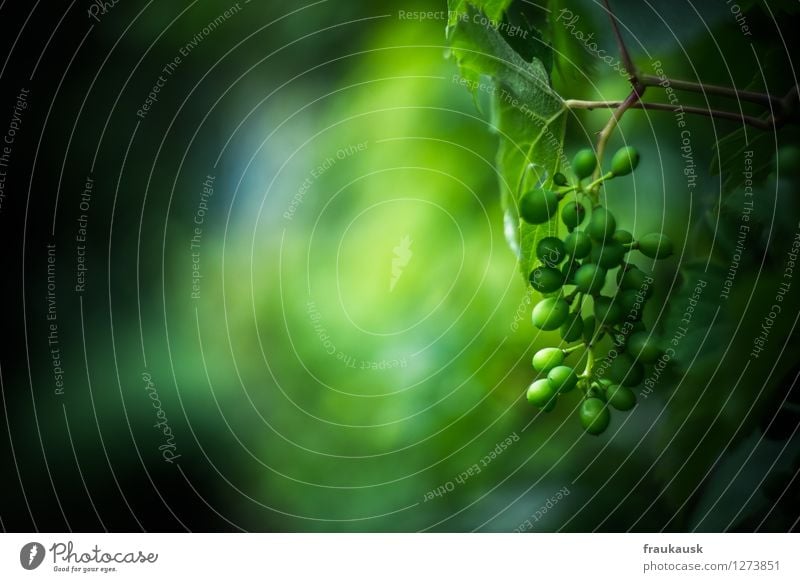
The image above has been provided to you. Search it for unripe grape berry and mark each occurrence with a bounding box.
[561,258,580,285]
[610,146,640,176]
[638,233,674,259]
[536,237,566,266]
[560,313,584,342]
[561,201,586,229]
[520,188,559,224]
[609,354,645,387]
[616,265,636,285]
[589,240,627,268]
[627,331,661,364]
[618,267,654,298]
[612,230,633,245]
[526,378,557,408]
[532,347,564,372]
[593,295,622,324]
[605,384,637,411]
[572,149,597,180]
[553,172,569,186]
[563,230,591,259]
[574,263,607,295]
[618,289,644,321]
[582,315,596,344]
[529,266,564,293]
[547,365,578,393]
[587,207,617,241]
[580,398,610,435]
[532,297,570,330]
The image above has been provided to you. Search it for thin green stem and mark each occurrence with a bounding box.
[580,347,595,379]
[583,171,615,192]
[590,90,643,197]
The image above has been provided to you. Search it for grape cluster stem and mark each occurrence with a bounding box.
[567,0,799,169]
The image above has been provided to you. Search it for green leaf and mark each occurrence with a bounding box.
[710,126,772,197]
[657,260,728,373]
[447,1,567,280]
[447,0,513,27]
[547,0,603,86]
[500,0,553,75]
[653,262,800,522]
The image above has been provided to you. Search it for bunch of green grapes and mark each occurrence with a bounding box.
[520,146,674,435]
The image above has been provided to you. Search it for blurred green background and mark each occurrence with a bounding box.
[1,0,799,532]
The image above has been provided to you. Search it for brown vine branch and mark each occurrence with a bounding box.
[565,99,784,130]
[601,0,638,85]
[588,0,796,157]
[638,74,783,109]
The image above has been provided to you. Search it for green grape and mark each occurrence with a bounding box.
[582,315,596,344]
[547,365,578,393]
[532,297,570,330]
[586,207,617,241]
[553,172,569,186]
[610,146,640,176]
[612,230,634,245]
[560,313,584,342]
[616,264,636,285]
[529,266,564,293]
[526,378,557,408]
[536,237,566,266]
[593,295,622,324]
[572,149,597,179]
[563,230,591,258]
[618,266,654,298]
[589,240,627,268]
[561,201,586,229]
[638,233,674,259]
[574,263,607,295]
[608,353,645,387]
[580,398,610,435]
[532,347,564,372]
[561,258,580,285]
[617,289,644,320]
[541,397,557,412]
[627,331,661,364]
[605,384,637,411]
[520,188,559,224]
